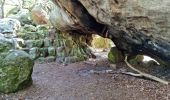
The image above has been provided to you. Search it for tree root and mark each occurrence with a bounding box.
[124,56,169,85]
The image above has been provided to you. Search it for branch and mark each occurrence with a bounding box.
[124,56,169,85]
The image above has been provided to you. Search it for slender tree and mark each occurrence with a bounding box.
[0,0,5,18]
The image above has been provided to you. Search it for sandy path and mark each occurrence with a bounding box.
[0,53,170,100]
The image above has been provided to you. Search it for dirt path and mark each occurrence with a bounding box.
[1,52,170,100]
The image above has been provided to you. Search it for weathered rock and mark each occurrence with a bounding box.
[48,46,56,56]
[0,18,21,37]
[108,47,124,64]
[51,0,170,65]
[29,47,40,59]
[0,50,34,93]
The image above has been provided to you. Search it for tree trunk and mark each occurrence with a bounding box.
[0,0,5,18]
[51,0,170,65]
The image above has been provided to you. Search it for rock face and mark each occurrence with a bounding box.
[0,50,34,93]
[51,0,170,65]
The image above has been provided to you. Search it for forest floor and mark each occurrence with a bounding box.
[0,51,170,100]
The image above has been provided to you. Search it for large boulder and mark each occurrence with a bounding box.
[51,0,170,65]
[0,50,34,93]
[0,18,21,37]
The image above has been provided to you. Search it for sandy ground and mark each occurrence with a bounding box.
[1,52,170,100]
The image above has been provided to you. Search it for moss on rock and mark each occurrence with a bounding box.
[0,50,34,93]
[108,47,124,64]
[25,40,44,48]
[129,55,144,65]
[0,37,14,53]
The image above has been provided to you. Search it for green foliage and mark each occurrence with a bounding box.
[18,25,48,40]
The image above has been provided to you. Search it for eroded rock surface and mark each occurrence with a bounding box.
[51,0,170,65]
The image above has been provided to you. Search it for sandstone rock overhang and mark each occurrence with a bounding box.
[51,0,170,65]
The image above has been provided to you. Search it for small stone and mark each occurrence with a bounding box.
[48,46,56,56]
[36,57,46,63]
[109,64,117,70]
[46,56,56,62]
[64,56,78,64]
[44,37,52,47]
